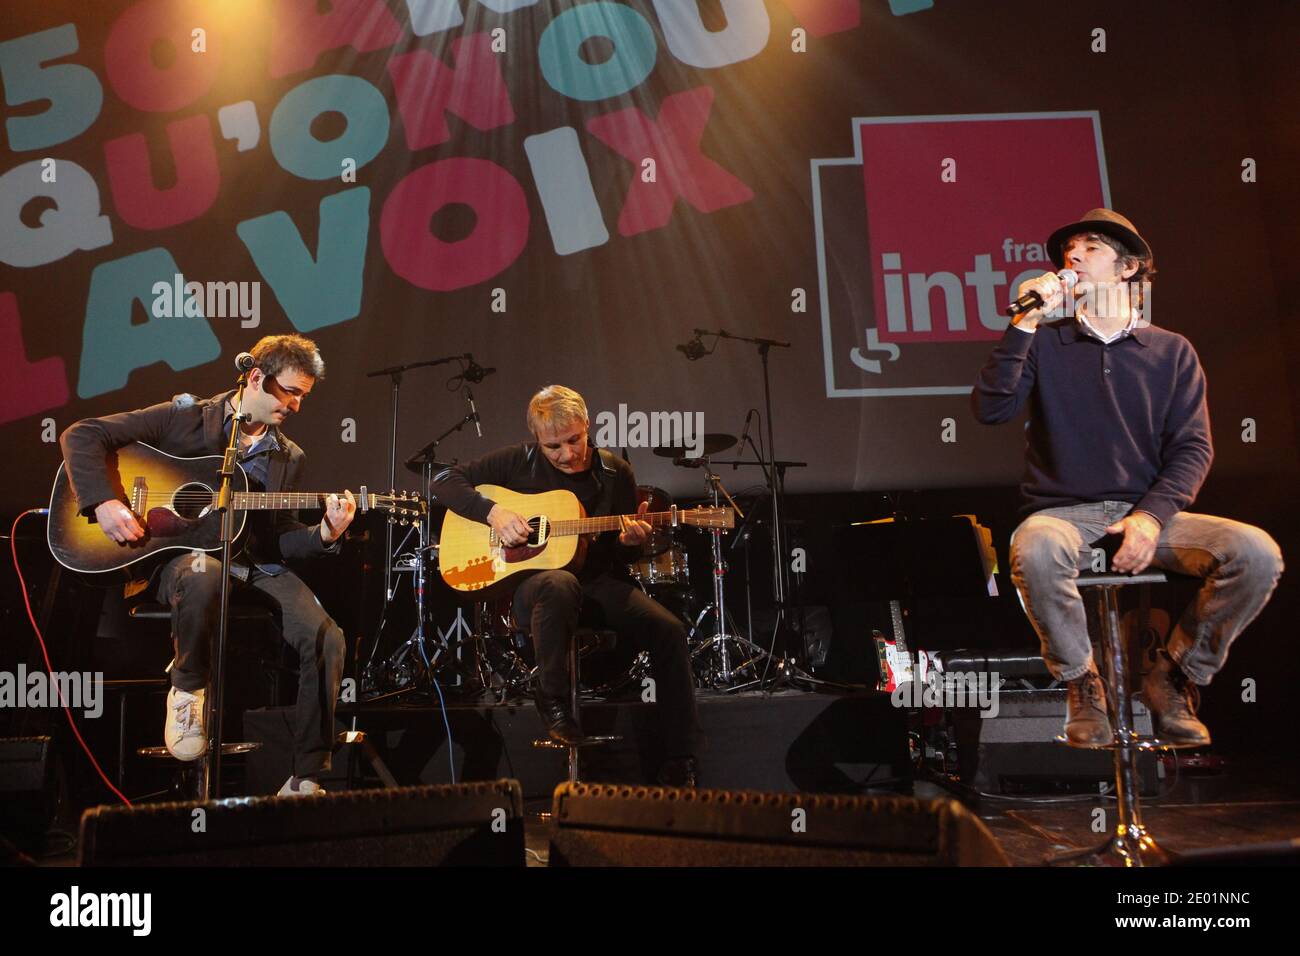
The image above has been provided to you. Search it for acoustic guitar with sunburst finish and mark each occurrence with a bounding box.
[47,441,424,576]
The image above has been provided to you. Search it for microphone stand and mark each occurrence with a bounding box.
[687,329,809,685]
[365,354,470,657]
[371,408,481,699]
[204,369,250,799]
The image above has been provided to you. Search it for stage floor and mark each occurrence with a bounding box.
[518,754,1300,867]
[30,689,1300,866]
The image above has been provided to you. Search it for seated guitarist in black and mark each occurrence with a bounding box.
[434,385,703,786]
[59,334,355,796]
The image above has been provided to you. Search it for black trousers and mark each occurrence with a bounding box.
[511,569,703,758]
[157,553,345,776]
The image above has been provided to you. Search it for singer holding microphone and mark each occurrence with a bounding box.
[972,209,1282,747]
[59,334,354,795]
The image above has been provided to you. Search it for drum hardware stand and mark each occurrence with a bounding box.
[680,330,817,690]
[365,354,473,638]
[689,459,774,689]
[361,379,484,701]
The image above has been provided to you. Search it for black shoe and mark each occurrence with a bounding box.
[1064,669,1113,746]
[1142,651,1211,746]
[656,756,700,788]
[535,692,584,746]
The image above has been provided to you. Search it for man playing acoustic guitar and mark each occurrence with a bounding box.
[59,334,354,796]
[434,385,703,787]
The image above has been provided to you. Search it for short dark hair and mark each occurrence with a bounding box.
[1066,231,1157,284]
[250,334,325,382]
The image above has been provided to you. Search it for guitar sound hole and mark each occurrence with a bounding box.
[528,517,544,546]
[172,482,216,520]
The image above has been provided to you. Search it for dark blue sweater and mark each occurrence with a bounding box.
[971,319,1213,526]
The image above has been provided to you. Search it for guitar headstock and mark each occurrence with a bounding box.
[365,489,427,525]
[682,506,735,529]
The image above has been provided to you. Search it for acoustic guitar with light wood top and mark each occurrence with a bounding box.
[438,484,733,596]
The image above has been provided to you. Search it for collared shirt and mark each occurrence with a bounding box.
[1012,310,1138,344]
[222,406,286,578]
[1075,308,1137,345]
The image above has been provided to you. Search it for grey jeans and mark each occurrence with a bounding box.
[1009,501,1283,684]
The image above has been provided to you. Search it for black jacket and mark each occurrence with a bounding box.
[59,390,336,579]
[432,441,642,579]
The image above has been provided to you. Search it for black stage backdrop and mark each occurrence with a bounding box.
[2,0,1297,505]
[3,1,1300,768]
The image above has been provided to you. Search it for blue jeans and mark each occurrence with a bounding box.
[1009,502,1283,684]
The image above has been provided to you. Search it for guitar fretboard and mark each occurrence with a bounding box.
[550,510,713,536]
[232,492,367,510]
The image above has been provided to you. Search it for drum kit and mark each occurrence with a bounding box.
[359,430,795,703]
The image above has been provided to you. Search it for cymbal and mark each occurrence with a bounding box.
[650,433,736,459]
[404,456,453,476]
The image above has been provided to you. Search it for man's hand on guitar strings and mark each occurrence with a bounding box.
[320,490,356,543]
[488,504,533,547]
[618,500,653,547]
[95,499,145,544]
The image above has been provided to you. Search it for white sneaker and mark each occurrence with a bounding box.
[164,687,207,761]
[277,776,326,797]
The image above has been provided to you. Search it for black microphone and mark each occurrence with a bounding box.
[1005,269,1078,318]
[735,410,754,470]
[677,336,706,361]
[466,388,482,438]
[234,352,256,372]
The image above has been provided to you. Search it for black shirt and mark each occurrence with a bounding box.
[432,441,641,580]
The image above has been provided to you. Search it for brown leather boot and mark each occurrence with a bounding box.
[1064,667,1113,746]
[1142,651,1211,746]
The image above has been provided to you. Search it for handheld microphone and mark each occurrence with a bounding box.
[234,352,256,372]
[1006,269,1078,318]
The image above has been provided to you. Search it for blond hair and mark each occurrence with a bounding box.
[527,385,588,436]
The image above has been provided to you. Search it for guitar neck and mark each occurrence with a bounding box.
[889,600,909,654]
[551,510,692,536]
[232,492,362,510]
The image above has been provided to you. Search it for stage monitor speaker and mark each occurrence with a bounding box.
[80,779,524,866]
[951,690,1160,796]
[0,736,58,855]
[548,783,1009,866]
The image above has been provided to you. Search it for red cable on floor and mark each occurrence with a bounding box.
[10,509,132,807]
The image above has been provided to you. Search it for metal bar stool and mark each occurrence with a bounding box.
[532,628,623,784]
[1049,571,1199,866]
[128,601,267,800]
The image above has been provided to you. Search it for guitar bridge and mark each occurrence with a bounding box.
[131,476,146,515]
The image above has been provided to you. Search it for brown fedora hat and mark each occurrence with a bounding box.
[1046,208,1152,269]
